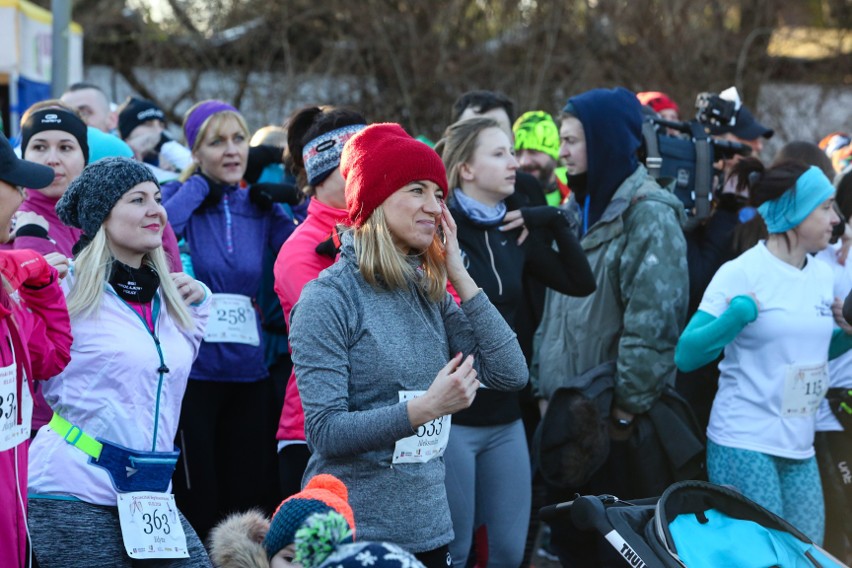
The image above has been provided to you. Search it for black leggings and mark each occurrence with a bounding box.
[277,443,311,499]
[415,545,452,568]
[172,378,280,542]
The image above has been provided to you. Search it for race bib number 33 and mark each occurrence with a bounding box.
[117,492,189,559]
[393,390,451,464]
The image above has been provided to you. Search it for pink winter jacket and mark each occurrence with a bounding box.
[0,267,72,568]
[273,198,347,442]
[10,189,183,430]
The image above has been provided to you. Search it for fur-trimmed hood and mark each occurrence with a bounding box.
[208,509,271,568]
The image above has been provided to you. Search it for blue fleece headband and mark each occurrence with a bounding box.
[757,166,835,233]
[303,124,366,187]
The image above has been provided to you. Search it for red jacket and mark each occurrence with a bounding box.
[0,268,72,568]
[273,198,347,441]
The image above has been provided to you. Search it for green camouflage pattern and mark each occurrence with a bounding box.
[532,165,689,414]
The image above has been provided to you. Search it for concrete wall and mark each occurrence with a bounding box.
[86,64,374,139]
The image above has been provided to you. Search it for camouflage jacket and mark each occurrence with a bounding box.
[531,165,688,414]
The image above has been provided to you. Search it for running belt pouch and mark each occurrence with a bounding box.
[533,360,615,489]
[825,388,852,432]
[89,439,180,493]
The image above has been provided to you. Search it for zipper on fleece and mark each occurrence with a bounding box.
[484,231,503,296]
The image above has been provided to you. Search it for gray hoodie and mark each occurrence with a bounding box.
[288,233,527,553]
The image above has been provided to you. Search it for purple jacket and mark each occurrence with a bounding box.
[162,174,296,381]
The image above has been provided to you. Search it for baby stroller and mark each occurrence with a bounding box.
[540,480,848,567]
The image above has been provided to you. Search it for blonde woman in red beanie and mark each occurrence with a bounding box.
[287,123,527,567]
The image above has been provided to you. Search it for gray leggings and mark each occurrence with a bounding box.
[444,420,531,568]
[28,497,212,567]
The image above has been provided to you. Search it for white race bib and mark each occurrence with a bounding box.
[117,492,189,560]
[0,348,31,452]
[204,294,259,346]
[393,390,451,464]
[781,362,828,418]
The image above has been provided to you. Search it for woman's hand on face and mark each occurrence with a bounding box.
[12,211,49,237]
[170,272,204,305]
[440,203,479,301]
[440,202,463,273]
[408,353,479,427]
[43,253,70,279]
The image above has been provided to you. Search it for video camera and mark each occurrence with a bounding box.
[641,92,753,227]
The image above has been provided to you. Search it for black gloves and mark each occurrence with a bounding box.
[245,145,285,184]
[249,183,303,211]
[198,173,226,209]
[517,206,568,229]
[196,173,303,211]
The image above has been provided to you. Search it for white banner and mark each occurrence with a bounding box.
[0,0,83,82]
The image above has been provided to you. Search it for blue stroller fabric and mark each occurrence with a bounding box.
[670,509,844,568]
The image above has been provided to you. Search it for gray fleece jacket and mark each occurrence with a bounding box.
[288,233,528,553]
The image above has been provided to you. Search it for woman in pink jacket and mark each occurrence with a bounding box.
[0,132,73,568]
[272,106,365,498]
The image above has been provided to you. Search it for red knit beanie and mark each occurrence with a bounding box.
[341,123,448,227]
[636,91,679,115]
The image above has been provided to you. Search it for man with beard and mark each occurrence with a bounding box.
[513,110,570,206]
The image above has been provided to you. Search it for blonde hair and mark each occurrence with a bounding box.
[437,117,501,190]
[66,229,194,329]
[179,107,250,182]
[351,207,447,303]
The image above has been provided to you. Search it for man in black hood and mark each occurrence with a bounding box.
[533,87,690,566]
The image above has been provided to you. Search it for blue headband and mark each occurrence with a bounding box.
[302,124,366,187]
[757,166,835,233]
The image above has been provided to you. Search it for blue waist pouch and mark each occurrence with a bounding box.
[89,439,180,493]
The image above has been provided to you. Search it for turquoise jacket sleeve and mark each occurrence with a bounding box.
[674,295,758,372]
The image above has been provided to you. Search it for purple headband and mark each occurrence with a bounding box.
[184,100,239,149]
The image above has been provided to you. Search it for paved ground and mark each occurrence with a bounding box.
[527,525,561,568]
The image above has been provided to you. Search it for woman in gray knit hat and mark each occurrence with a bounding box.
[27,157,215,567]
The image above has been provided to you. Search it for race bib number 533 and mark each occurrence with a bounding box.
[392,390,451,464]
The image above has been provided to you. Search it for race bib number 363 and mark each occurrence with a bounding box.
[393,390,451,464]
[117,492,189,559]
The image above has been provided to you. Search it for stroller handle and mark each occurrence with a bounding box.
[540,495,613,534]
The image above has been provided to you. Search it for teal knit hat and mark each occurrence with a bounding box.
[262,474,355,559]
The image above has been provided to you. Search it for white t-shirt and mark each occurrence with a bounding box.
[700,242,834,459]
[815,244,852,432]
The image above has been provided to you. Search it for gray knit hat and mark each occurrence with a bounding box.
[56,157,158,241]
